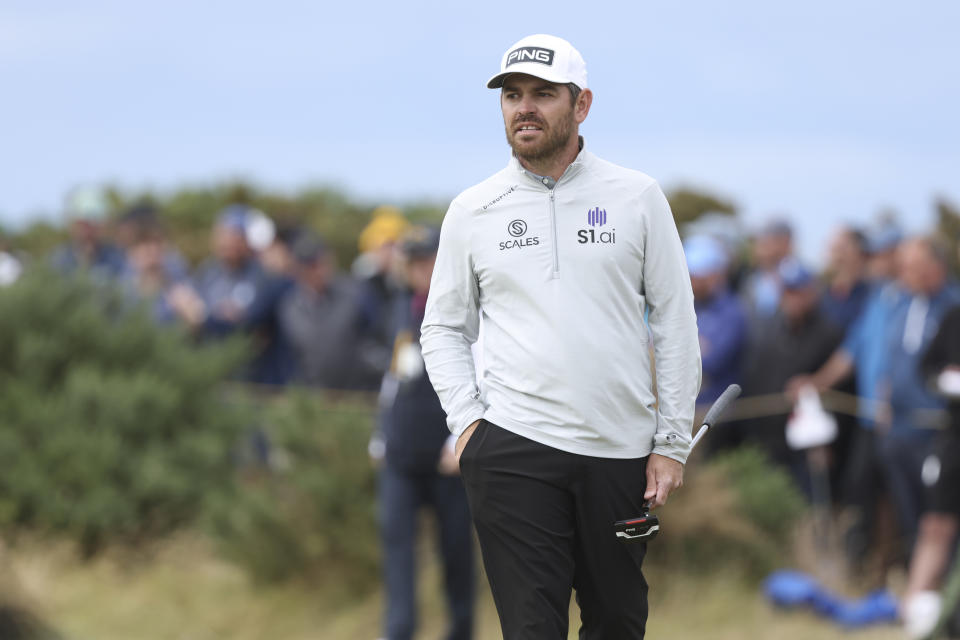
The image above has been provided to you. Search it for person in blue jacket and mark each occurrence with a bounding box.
[878,237,960,556]
[684,234,748,407]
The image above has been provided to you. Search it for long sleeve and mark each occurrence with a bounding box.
[640,183,702,463]
[420,202,486,436]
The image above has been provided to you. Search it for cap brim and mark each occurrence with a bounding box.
[486,65,579,89]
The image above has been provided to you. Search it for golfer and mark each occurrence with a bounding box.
[420,34,701,638]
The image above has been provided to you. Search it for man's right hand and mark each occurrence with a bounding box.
[455,419,483,462]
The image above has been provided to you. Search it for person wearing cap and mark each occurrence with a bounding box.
[420,34,700,638]
[354,206,412,387]
[376,226,475,640]
[277,233,380,390]
[117,209,189,325]
[684,235,748,412]
[172,205,266,329]
[739,258,842,485]
[741,218,794,320]
[168,205,296,385]
[115,202,189,286]
[50,186,127,280]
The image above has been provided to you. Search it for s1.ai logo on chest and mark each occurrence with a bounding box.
[577,207,616,244]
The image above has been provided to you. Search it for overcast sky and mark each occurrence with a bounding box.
[2,0,958,261]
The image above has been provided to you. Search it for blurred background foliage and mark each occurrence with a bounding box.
[5,181,957,277]
[0,270,249,555]
[0,263,805,593]
[207,390,381,591]
[2,181,958,631]
[3,182,451,270]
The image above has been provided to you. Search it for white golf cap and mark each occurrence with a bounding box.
[487,34,588,90]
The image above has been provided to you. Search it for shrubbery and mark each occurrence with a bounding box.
[207,390,380,590]
[0,268,808,589]
[651,446,806,576]
[0,271,248,553]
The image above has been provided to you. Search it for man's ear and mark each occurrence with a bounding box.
[575,88,593,124]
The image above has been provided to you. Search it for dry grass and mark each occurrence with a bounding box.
[0,533,906,640]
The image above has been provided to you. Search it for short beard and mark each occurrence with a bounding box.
[505,108,576,166]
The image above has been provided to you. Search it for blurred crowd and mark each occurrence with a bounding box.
[2,190,959,633]
[683,214,959,593]
[2,189,431,392]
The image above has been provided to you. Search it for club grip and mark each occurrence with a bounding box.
[702,384,741,428]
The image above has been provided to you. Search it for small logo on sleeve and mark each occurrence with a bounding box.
[578,207,616,244]
[500,219,540,250]
[482,185,517,211]
[506,47,555,67]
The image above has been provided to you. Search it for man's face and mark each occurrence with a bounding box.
[780,286,818,323]
[406,254,436,295]
[212,225,249,267]
[897,239,945,295]
[866,247,898,281]
[70,219,101,246]
[690,271,724,301]
[827,229,865,276]
[753,233,792,270]
[501,74,578,163]
[130,237,164,273]
[299,255,334,293]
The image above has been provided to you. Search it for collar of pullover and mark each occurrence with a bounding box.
[510,136,587,189]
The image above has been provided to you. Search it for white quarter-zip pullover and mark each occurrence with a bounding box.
[421,146,701,463]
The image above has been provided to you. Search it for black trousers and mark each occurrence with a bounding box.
[840,428,887,566]
[459,420,649,639]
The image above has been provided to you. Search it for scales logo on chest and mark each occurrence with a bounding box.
[499,219,540,250]
[577,207,616,244]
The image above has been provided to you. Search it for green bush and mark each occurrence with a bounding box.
[651,447,805,577]
[207,391,380,591]
[0,270,248,554]
[711,446,807,543]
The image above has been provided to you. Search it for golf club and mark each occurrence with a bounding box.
[614,383,742,543]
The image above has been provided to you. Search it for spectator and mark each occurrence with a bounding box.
[119,213,187,324]
[50,186,126,280]
[821,226,871,331]
[354,206,410,377]
[683,235,748,408]
[241,217,299,387]
[787,224,905,571]
[865,222,903,284]
[278,233,381,390]
[877,236,960,556]
[377,226,475,640]
[257,224,299,279]
[740,257,842,486]
[168,205,292,385]
[184,205,265,328]
[902,302,960,635]
[741,218,794,319]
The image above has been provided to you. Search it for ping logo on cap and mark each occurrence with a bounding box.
[505,46,554,67]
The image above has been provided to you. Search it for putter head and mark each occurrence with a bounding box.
[614,510,660,542]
